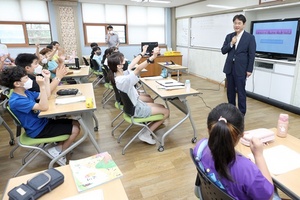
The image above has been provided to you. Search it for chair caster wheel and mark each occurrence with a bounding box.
[191,137,197,143]
[9,139,15,146]
[94,127,98,131]
[158,146,164,152]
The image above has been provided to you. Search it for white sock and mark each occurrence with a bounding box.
[55,145,62,152]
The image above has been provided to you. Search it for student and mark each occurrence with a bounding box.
[107,47,169,145]
[91,46,102,71]
[193,103,279,200]
[39,48,60,79]
[0,66,80,164]
[105,25,120,48]
[15,53,67,93]
[221,14,256,115]
[90,42,98,60]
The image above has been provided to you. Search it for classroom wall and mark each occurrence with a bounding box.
[6,1,172,63]
[175,2,300,107]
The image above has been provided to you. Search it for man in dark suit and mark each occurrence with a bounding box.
[221,14,256,115]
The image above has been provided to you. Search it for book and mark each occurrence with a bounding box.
[69,152,123,192]
[156,80,184,87]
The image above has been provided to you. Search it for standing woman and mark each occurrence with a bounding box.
[107,47,169,145]
[193,103,279,200]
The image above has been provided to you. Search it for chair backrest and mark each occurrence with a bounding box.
[101,64,110,83]
[112,84,122,105]
[118,90,135,117]
[189,148,235,200]
[6,103,23,137]
[82,57,89,66]
[90,59,100,71]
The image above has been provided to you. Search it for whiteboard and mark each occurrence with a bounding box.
[176,18,189,46]
[191,12,242,49]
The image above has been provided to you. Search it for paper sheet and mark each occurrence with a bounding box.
[143,76,164,80]
[248,145,300,175]
[55,96,86,105]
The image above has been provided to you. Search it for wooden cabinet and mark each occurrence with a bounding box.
[139,55,183,77]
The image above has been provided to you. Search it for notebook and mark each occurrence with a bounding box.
[156,80,184,87]
[55,96,86,105]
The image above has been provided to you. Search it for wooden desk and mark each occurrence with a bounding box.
[157,62,188,81]
[39,83,100,168]
[65,66,90,83]
[139,55,182,77]
[236,128,300,199]
[3,165,128,200]
[140,77,200,151]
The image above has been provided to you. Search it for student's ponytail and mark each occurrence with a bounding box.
[206,103,244,181]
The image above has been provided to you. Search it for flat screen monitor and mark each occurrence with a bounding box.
[141,42,158,55]
[251,18,300,59]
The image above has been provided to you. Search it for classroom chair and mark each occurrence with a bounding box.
[90,59,104,88]
[101,64,115,108]
[6,104,70,177]
[82,57,94,80]
[0,89,15,146]
[111,84,124,136]
[117,90,164,155]
[189,148,235,200]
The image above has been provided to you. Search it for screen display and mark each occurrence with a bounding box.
[141,42,158,55]
[251,18,300,57]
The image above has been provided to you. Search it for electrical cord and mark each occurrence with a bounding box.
[196,94,212,110]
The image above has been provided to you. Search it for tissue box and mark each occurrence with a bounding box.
[240,128,275,146]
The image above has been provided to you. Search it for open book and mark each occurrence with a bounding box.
[69,152,123,192]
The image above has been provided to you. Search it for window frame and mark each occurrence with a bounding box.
[83,23,128,47]
[0,21,52,47]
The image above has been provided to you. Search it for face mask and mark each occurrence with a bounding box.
[122,61,128,71]
[41,58,48,64]
[109,31,113,34]
[23,78,33,90]
[34,65,43,74]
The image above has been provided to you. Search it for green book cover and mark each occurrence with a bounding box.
[69,152,123,192]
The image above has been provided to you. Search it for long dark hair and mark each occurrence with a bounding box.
[207,103,244,181]
[107,52,124,86]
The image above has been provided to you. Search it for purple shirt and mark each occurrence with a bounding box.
[193,138,273,200]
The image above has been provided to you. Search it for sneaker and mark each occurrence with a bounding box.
[138,129,156,145]
[48,146,66,165]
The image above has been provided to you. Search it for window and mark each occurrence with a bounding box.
[82,3,127,46]
[0,0,50,47]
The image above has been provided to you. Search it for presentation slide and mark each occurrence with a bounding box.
[252,21,298,55]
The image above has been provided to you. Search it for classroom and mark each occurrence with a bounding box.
[1,0,300,199]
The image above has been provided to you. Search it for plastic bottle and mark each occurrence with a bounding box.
[185,80,191,92]
[277,113,289,137]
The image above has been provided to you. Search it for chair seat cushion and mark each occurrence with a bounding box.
[123,113,164,123]
[20,132,70,146]
[115,101,123,110]
[105,83,113,89]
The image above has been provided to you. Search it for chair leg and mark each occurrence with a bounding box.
[122,126,147,155]
[10,144,19,158]
[102,90,113,103]
[92,112,99,131]
[102,92,115,108]
[117,124,133,143]
[111,111,123,127]
[14,150,41,177]
[112,119,125,136]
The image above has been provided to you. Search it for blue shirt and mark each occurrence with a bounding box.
[10,90,48,138]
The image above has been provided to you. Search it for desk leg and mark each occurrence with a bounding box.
[48,113,100,168]
[158,98,197,152]
[177,70,179,81]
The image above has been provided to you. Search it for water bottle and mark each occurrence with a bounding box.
[185,80,191,92]
[277,113,289,138]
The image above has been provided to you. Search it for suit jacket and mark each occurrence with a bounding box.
[221,31,256,77]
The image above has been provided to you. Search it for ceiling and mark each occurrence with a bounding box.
[77,0,205,8]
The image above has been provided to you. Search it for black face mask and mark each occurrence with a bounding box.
[96,52,101,56]
[122,61,128,71]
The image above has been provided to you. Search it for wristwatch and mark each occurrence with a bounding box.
[147,58,154,64]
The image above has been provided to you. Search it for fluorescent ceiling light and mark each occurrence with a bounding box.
[207,4,236,9]
[131,0,171,3]
[243,2,300,11]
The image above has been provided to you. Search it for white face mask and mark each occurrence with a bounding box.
[23,78,33,90]
[109,31,114,34]
[41,58,48,64]
[34,65,43,74]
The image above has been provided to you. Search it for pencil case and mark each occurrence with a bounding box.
[8,168,64,200]
[56,88,78,96]
[240,128,275,146]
